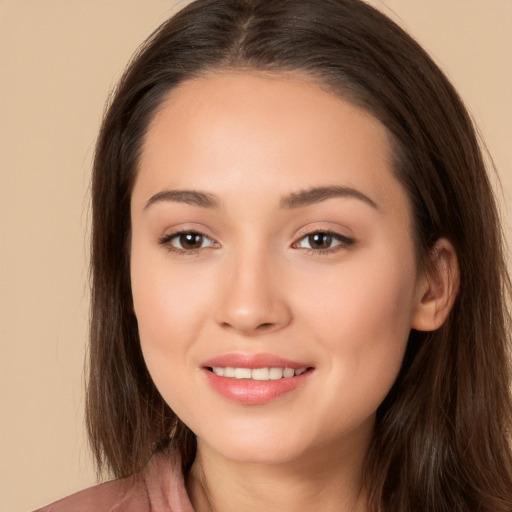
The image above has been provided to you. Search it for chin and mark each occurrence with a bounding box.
[194,422,320,466]
[214,441,308,465]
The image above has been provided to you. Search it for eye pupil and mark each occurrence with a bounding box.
[309,233,332,249]
[180,233,203,249]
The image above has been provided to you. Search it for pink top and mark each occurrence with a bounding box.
[33,448,195,512]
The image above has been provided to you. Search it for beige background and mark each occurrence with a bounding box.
[1,1,510,511]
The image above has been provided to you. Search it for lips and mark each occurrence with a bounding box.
[201,353,313,405]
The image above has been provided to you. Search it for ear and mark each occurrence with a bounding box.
[411,238,460,332]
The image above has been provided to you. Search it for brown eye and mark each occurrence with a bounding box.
[307,233,334,250]
[177,232,204,250]
[160,231,218,253]
[294,231,354,253]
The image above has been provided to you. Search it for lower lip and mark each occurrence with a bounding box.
[203,369,312,405]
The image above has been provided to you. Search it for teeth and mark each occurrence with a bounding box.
[234,368,252,379]
[211,367,307,380]
[224,367,235,377]
[283,368,295,378]
[269,367,283,380]
[252,368,270,381]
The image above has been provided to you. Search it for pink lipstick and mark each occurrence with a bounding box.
[201,353,313,405]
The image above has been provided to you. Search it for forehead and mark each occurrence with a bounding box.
[135,71,408,219]
[143,71,391,165]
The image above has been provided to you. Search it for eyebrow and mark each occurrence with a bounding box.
[144,189,220,210]
[144,185,379,211]
[280,186,379,210]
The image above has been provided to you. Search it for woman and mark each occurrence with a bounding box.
[36,0,512,510]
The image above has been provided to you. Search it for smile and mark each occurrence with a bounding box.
[209,367,307,380]
[202,355,313,404]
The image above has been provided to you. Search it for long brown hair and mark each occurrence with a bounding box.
[86,1,512,510]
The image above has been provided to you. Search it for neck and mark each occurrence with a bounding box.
[186,436,369,512]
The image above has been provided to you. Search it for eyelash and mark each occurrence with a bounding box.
[292,231,355,254]
[158,230,219,255]
[158,230,355,256]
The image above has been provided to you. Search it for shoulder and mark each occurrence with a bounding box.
[33,447,194,512]
[32,474,147,512]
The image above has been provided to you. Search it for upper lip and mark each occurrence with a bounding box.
[202,353,312,370]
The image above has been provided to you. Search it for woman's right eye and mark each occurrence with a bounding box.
[159,231,218,253]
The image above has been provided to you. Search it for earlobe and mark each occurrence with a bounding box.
[411,238,460,332]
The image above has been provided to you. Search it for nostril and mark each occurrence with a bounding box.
[257,322,275,331]
[220,321,275,331]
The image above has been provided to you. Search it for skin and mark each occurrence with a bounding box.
[130,71,458,512]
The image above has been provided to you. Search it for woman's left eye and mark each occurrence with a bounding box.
[293,231,354,253]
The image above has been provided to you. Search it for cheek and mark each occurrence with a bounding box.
[301,247,416,338]
[133,271,187,344]
[297,249,417,414]
[130,246,213,387]
[131,226,217,324]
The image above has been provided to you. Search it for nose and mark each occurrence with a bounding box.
[215,247,292,336]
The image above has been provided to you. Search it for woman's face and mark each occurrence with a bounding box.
[130,71,428,466]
